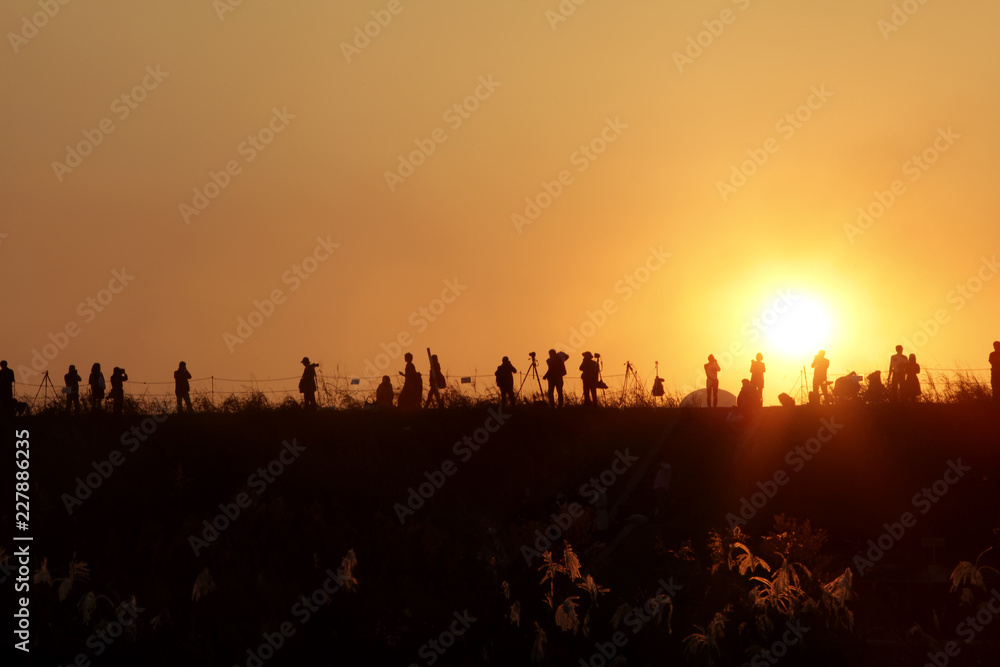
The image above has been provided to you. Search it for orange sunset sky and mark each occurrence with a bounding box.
[3,0,999,405]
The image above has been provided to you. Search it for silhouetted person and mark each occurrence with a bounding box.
[1,360,15,416]
[175,361,193,413]
[424,354,444,408]
[299,357,319,409]
[109,367,128,416]
[64,365,82,413]
[736,378,755,413]
[704,354,721,407]
[865,370,887,403]
[887,345,906,400]
[811,350,830,403]
[991,341,1000,403]
[901,353,921,402]
[375,375,394,408]
[88,363,105,411]
[834,371,862,403]
[495,356,517,408]
[398,352,422,411]
[543,349,567,407]
[749,353,765,407]
[580,351,599,406]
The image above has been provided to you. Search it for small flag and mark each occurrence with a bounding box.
[350,378,360,385]
[460,377,472,384]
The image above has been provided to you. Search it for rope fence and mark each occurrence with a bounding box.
[11,365,994,412]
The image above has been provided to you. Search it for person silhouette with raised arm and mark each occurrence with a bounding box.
[175,361,193,413]
[749,353,766,407]
[88,363,105,411]
[811,350,830,403]
[887,345,906,400]
[580,351,599,407]
[299,357,319,409]
[495,356,517,408]
[65,365,82,413]
[990,341,1000,404]
[109,366,128,416]
[705,354,721,407]
[543,349,567,408]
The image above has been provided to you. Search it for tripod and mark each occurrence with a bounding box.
[517,353,544,400]
[33,370,57,410]
[620,361,645,406]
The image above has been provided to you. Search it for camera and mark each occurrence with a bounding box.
[593,353,600,359]
[529,351,536,359]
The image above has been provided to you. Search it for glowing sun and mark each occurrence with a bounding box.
[765,294,833,357]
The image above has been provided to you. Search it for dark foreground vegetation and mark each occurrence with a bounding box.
[3,402,999,666]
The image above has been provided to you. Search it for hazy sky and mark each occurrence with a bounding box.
[4,0,999,405]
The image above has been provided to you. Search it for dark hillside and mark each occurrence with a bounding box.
[4,404,999,666]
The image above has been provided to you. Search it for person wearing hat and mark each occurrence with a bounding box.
[65,364,82,413]
[580,351,600,407]
[299,357,319,409]
[704,354,721,408]
[175,361,193,413]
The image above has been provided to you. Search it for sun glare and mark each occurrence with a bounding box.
[765,294,833,357]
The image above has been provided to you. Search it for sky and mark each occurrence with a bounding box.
[3,0,999,406]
